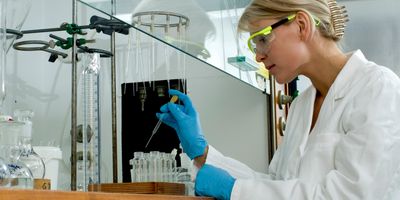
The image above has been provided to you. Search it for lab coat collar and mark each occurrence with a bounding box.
[330,50,368,100]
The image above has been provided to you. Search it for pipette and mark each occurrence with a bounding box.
[145,95,179,148]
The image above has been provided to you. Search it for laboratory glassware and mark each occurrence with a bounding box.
[178,151,194,195]
[80,53,101,191]
[13,109,45,179]
[145,95,178,148]
[130,150,178,183]
[0,1,6,112]
[0,121,33,189]
[0,156,10,187]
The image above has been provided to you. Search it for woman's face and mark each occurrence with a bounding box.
[252,16,310,84]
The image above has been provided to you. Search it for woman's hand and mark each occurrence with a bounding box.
[156,89,208,160]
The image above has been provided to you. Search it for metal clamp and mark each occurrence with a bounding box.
[5,29,24,40]
[13,40,68,60]
[278,117,286,136]
[60,23,86,35]
[49,34,95,50]
[90,15,130,36]
[77,46,113,58]
[277,90,293,109]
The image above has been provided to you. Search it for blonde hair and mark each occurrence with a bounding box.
[238,0,348,41]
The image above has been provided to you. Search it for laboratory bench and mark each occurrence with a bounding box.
[0,189,214,200]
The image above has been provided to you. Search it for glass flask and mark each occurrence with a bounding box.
[0,121,33,189]
[16,138,45,179]
[0,156,10,187]
[13,109,45,179]
[7,159,34,189]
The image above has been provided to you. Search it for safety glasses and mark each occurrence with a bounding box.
[247,14,296,54]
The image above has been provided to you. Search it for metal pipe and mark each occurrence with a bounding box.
[268,76,277,163]
[70,0,78,191]
[111,0,118,183]
[21,25,92,34]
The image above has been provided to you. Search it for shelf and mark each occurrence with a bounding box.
[78,0,267,92]
[88,182,185,195]
[0,189,213,200]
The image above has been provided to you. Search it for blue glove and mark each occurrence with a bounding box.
[195,164,236,200]
[156,89,208,159]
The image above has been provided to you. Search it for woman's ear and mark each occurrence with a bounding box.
[295,11,313,41]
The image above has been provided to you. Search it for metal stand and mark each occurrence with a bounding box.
[111,0,118,183]
[6,0,126,190]
[71,0,78,191]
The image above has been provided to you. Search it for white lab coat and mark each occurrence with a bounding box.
[205,50,400,199]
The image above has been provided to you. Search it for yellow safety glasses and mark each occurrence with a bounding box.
[247,14,296,54]
[247,14,322,54]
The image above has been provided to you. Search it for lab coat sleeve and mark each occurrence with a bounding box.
[205,145,272,180]
[231,69,400,199]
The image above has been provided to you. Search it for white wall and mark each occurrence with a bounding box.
[342,0,400,73]
[297,0,400,91]
[186,59,269,173]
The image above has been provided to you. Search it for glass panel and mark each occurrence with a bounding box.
[78,0,267,92]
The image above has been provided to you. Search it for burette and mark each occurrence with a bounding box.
[82,53,101,187]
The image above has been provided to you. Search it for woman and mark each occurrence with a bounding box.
[157,0,400,199]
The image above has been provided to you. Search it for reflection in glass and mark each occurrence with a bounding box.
[4,0,32,52]
[122,0,215,95]
[80,0,267,90]
[0,1,7,113]
[131,10,190,93]
[132,0,214,59]
[0,0,32,113]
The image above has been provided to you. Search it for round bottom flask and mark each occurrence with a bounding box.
[8,160,33,189]
[0,157,10,187]
[17,138,45,179]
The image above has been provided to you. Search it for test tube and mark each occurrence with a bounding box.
[169,154,176,182]
[160,152,168,182]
